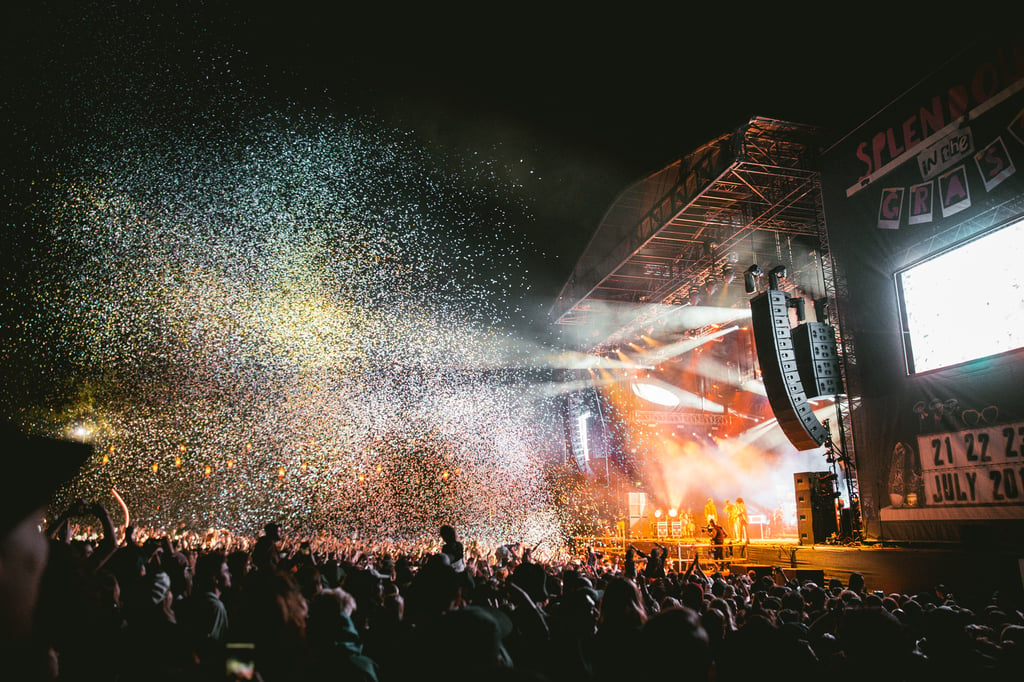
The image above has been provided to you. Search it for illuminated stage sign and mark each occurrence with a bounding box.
[631,410,730,426]
[874,131,1017,228]
[840,49,1024,230]
[918,420,1024,505]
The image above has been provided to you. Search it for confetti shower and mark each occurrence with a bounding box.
[2,18,565,545]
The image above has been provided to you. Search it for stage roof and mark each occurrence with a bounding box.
[552,116,829,351]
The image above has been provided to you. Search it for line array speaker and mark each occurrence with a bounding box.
[750,290,827,449]
[792,322,842,399]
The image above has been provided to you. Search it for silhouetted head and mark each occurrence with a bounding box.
[0,421,90,641]
[599,577,647,629]
[641,607,711,678]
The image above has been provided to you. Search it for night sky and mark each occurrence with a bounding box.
[3,3,984,335]
[0,3,1005,533]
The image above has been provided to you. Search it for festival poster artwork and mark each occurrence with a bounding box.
[918,419,1024,506]
[908,181,934,225]
[887,440,925,508]
[973,136,1016,192]
[937,165,971,218]
[877,187,904,229]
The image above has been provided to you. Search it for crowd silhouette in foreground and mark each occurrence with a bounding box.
[2,422,1024,681]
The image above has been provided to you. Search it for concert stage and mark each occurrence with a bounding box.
[584,536,1024,607]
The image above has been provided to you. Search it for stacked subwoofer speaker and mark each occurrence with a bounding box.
[794,471,839,545]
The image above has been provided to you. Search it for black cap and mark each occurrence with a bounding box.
[0,420,91,537]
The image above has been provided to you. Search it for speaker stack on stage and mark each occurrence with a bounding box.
[794,471,839,545]
[627,491,648,537]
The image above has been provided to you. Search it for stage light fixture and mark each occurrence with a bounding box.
[743,264,763,293]
[722,265,736,284]
[789,296,806,321]
[768,265,787,290]
[687,286,703,306]
[654,508,663,518]
[814,296,828,322]
[704,277,720,297]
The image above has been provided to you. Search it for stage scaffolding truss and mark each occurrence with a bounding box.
[553,116,826,338]
[553,115,865,538]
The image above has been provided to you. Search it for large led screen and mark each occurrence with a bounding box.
[896,217,1024,374]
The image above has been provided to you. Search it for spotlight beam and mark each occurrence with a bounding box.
[640,325,740,365]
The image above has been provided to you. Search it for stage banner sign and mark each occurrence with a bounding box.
[817,35,1024,541]
[920,420,1024,505]
[630,410,730,426]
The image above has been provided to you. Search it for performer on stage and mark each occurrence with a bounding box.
[769,505,784,538]
[703,497,718,526]
[723,499,738,557]
[724,499,737,538]
[734,497,749,543]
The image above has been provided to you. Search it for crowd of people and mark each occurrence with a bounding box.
[3,422,1024,681]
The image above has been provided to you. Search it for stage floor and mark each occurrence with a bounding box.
[581,536,1024,605]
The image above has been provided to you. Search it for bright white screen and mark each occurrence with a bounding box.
[898,218,1024,374]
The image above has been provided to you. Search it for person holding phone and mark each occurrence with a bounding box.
[224,641,257,681]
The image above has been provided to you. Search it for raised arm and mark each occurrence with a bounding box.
[505,580,550,641]
[773,566,789,585]
[691,554,710,589]
[88,501,119,571]
[46,499,86,543]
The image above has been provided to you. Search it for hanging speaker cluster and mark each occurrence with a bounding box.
[792,322,842,399]
[749,290,837,450]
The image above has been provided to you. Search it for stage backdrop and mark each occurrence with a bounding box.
[820,35,1024,544]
